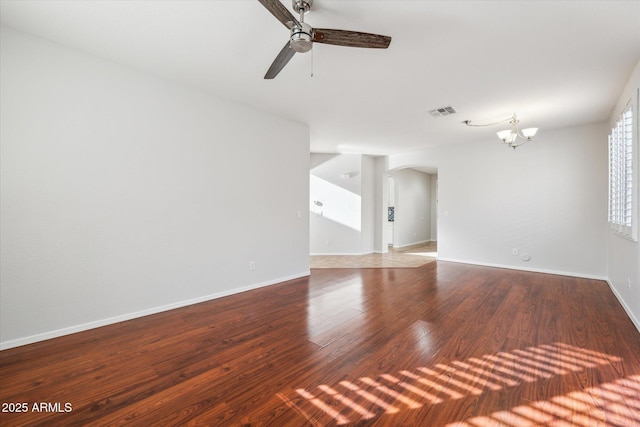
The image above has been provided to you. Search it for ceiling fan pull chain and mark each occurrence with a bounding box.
[310,47,314,77]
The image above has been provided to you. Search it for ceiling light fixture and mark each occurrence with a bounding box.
[463,113,538,149]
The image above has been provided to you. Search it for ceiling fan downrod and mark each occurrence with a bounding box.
[290,0,313,52]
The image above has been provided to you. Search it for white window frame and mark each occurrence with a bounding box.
[608,90,638,241]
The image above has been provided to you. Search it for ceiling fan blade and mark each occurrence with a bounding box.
[257,0,299,29]
[264,41,296,79]
[313,29,391,49]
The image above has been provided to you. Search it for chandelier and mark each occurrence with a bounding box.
[463,113,538,149]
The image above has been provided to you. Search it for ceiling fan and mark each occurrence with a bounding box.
[257,0,392,79]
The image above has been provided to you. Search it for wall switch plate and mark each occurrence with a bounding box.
[249,261,255,271]
[512,248,518,256]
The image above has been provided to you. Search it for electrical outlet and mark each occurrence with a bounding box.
[327,240,331,246]
[249,261,255,271]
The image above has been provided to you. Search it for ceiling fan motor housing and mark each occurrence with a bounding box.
[290,22,313,52]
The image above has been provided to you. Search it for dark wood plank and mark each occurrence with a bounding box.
[1,262,639,426]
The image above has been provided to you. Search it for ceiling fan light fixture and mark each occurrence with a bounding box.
[290,23,313,52]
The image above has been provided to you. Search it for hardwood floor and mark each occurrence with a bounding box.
[1,262,639,426]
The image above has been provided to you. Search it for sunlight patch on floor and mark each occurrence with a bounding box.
[447,375,640,427]
[276,342,634,426]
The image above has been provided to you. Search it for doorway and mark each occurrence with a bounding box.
[385,167,437,255]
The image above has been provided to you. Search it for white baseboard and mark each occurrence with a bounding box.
[0,271,311,351]
[606,279,640,334]
[436,257,608,281]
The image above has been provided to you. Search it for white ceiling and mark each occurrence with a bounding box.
[1,0,639,155]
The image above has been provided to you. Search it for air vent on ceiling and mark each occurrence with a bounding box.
[429,106,457,118]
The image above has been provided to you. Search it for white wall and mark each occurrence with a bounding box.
[310,154,362,254]
[388,122,608,279]
[607,61,640,330]
[390,169,432,248]
[361,155,375,254]
[0,27,310,349]
[373,156,389,253]
[430,177,438,241]
[309,153,376,255]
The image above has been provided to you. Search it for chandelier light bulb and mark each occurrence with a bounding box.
[521,127,538,139]
[497,130,512,141]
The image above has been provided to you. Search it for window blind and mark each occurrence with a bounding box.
[608,102,635,239]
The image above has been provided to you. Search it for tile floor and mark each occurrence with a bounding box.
[310,241,437,269]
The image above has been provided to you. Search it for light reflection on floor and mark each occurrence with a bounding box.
[276,342,639,426]
[306,277,364,342]
[406,251,438,258]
